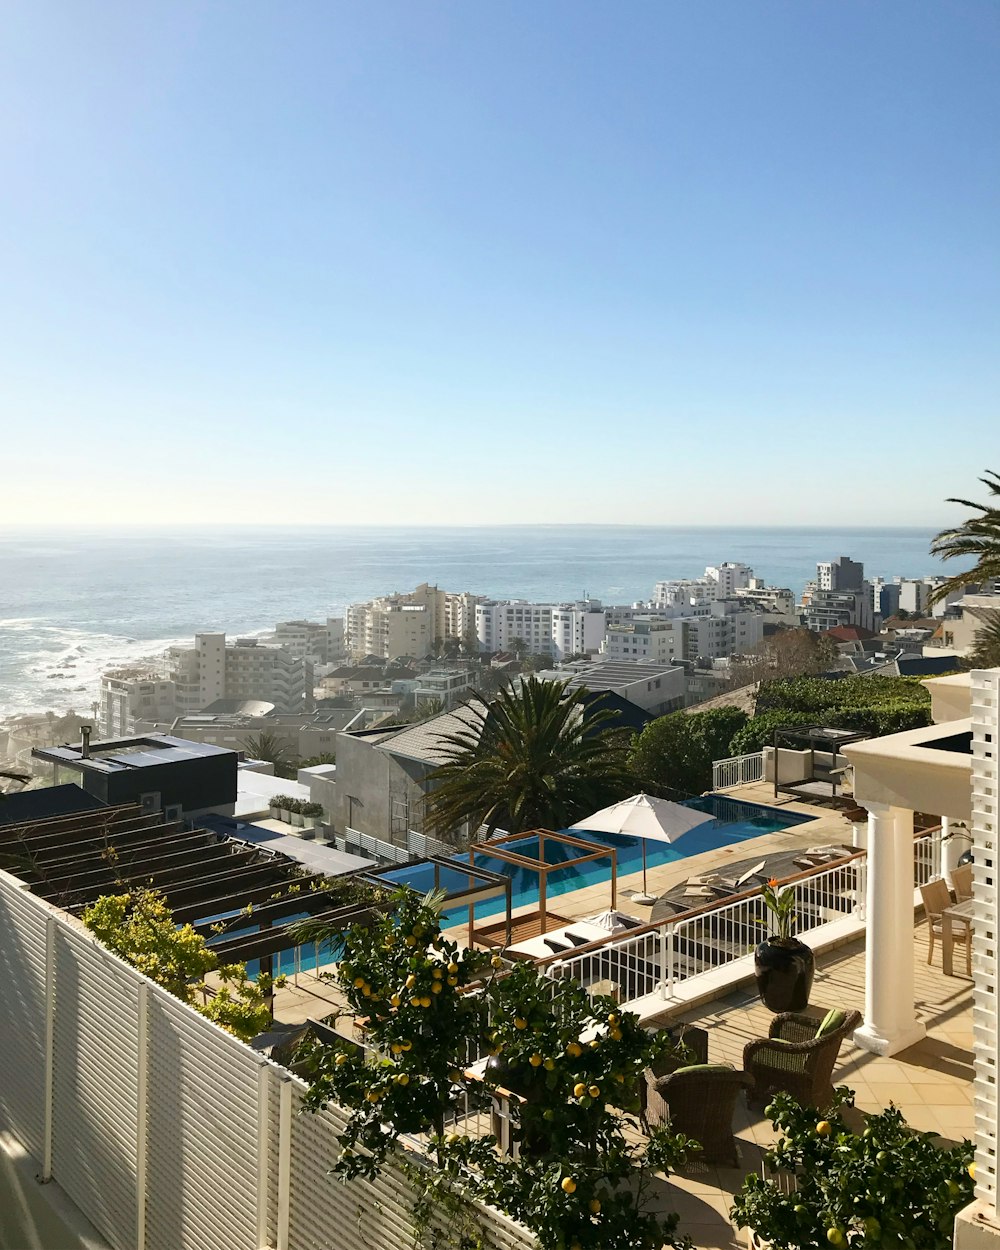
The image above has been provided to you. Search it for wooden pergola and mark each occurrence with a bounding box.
[467,829,618,945]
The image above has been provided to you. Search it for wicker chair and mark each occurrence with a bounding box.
[744,1009,861,1109]
[645,1065,753,1166]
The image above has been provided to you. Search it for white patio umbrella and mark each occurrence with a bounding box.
[569,792,715,895]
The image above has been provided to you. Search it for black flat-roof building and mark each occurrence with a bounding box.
[33,733,238,821]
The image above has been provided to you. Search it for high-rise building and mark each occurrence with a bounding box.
[475,599,606,660]
[817,556,865,592]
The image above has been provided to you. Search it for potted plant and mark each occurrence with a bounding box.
[300,802,323,830]
[269,796,283,819]
[288,798,304,827]
[754,878,815,1012]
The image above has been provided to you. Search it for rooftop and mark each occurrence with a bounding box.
[34,732,235,773]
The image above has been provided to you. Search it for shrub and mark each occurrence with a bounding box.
[82,889,274,1043]
[728,710,818,756]
[631,706,748,798]
[732,1088,974,1250]
[755,675,931,716]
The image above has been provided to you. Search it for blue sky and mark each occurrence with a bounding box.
[2,2,997,526]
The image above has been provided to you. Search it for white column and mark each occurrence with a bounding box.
[854,802,927,1056]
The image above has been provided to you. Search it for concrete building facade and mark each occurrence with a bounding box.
[475,599,606,660]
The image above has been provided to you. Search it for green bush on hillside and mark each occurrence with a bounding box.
[730,675,933,756]
[631,706,748,798]
[754,675,931,715]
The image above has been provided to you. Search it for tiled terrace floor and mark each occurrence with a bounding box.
[646,921,974,1248]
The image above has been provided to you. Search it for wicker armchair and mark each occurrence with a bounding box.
[645,1065,753,1166]
[744,1009,861,1109]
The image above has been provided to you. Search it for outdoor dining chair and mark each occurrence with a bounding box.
[743,1008,861,1110]
[951,863,974,904]
[920,877,971,972]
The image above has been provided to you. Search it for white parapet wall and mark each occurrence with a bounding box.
[0,871,536,1250]
[955,668,1000,1250]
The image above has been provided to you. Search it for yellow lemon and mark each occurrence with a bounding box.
[335,1053,348,1066]
[529,1054,543,1067]
[448,962,459,974]
[589,1040,599,1049]
[431,983,443,994]
[432,966,443,978]
[561,1177,577,1194]
[588,1085,600,1098]
[391,1043,402,1055]
[589,1199,601,1215]
[447,976,458,986]
[401,1040,412,1051]
[353,976,366,989]
[567,1042,583,1057]
[514,1017,528,1030]
[610,1028,622,1041]
[405,974,417,989]
[573,1082,587,1098]
[405,936,417,947]
[491,956,504,969]
[607,1013,619,1025]
[816,1121,832,1137]
[396,1073,409,1086]
[543,1058,555,1071]
[390,994,401,1008]
[969,1162,977,1179]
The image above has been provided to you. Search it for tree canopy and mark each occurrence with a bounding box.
[930,468,1000,604]
[630,706,748,798]
[424,677,633,841]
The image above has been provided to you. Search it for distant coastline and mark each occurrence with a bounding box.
[0,524,945,720]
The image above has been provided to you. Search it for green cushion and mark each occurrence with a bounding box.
[815,1009,847,1039]
[671,1063,734,1076]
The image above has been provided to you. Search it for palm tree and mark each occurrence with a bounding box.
[241,731,290,771]
[965,609,1000,669]
[424,677,633,842]
[929,470,1000,605]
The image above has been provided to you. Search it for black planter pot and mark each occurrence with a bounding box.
[754,938,815,1013]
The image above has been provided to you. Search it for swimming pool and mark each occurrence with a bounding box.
[378,794,812,928]
[246,795,811,976]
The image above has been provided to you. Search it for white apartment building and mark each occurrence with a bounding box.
[804,587,875,633]
[270,617,345,665]
[345,584,483,660]
[413,669,473,711]
[705,562,754,597]
[475,599,606,660]
[97,668,176,738]
[169,633,312,715]
[735,579,797,617]
[817,555,865,592]
[652,578,716,609]
[653,562,753,609]
[602,602,763,664]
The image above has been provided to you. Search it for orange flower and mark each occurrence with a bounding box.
[767,878,780,888]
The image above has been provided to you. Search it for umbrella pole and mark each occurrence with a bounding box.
[643,842,648,895]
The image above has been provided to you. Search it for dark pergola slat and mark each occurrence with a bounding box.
[0,805,148,845]
[38,847,266,905]
[173,874,327,926]
[144,861,299,912]
[206,902,381,964]
[25,825,206,866]
[6,815,178,856]
[33,838,240,892]
[191,881,353,936]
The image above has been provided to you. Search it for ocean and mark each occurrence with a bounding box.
[0,525,944,718]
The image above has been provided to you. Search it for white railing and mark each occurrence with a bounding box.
[537,832,935,1008]
[340,825,456,865]
[712,751,765,790]
[0,870,537,1250]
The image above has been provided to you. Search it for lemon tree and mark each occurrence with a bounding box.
[299,891,692,1250]
[298,889,495,1176]
[733,1088,974,1250]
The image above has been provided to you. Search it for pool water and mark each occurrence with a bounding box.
[380,794,811,928]
[245,795,809,976]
